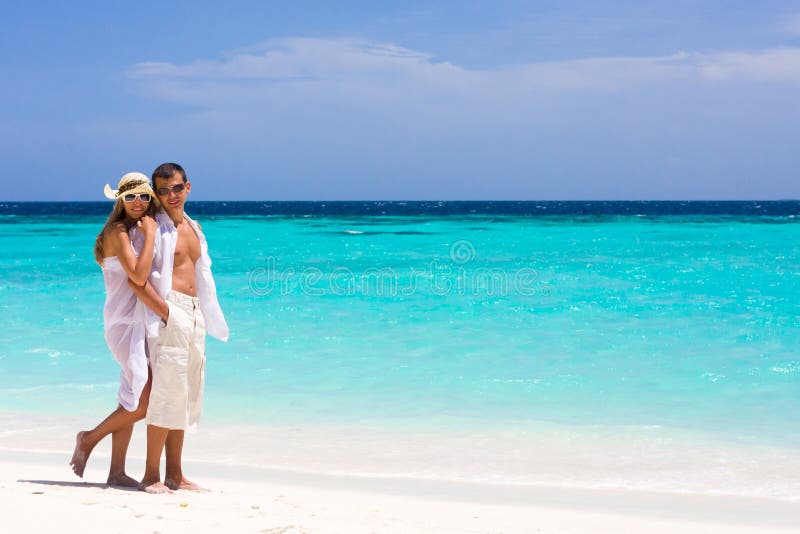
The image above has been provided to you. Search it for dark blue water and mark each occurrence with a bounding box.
[1,200,799,218]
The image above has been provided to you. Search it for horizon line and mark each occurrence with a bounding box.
[2,199,799,203]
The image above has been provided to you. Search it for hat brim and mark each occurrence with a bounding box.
[104,182,154,200]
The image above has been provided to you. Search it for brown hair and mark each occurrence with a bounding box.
[152,162,187,186]
[93,196,161,265]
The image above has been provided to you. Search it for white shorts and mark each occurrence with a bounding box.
[146,291,207,430]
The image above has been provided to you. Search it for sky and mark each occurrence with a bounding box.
[1,1,799,200]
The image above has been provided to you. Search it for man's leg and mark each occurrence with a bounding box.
[139,424,172,494]
[141,299,180,495]
[164,429,184,489]
[164,429,207,490]
[164,297,208,492]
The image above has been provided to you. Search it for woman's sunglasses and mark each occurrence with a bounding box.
[122,193,152,203]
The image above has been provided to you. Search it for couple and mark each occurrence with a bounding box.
[70,163,229,494]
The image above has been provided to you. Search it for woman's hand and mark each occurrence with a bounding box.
[138,215,157,237]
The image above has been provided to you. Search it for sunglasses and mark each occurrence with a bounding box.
[156,183,186,196]
[122,193,152,203]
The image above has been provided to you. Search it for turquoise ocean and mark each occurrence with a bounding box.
[1,201,799,498]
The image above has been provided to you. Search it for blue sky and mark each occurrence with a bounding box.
[2,1,799,200]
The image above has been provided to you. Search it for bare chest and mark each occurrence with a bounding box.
[174,223,201,265]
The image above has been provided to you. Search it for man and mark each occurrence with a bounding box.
[130,162,229,494]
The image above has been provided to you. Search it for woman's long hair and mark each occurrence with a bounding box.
[93,197,161,265]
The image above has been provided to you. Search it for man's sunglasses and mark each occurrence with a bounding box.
[156,183,186,196]
[122,193,152,203]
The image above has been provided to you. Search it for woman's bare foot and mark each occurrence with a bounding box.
[139,479,173,494]
[165,476,209,492]
[107,472,140,487]
[69,431,92,478]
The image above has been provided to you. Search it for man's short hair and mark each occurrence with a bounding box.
[152,163,187,185]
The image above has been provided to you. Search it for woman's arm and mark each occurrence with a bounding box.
[128,279,169,321]
[110,216,156,286]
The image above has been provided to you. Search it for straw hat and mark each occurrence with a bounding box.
[103,172,153,200]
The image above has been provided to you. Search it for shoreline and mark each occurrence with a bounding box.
[4,448,800,533]
[2,410,800,503]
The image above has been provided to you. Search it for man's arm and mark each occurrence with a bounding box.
[128,279,169,321]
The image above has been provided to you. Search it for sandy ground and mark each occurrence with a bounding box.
[2,448,800,534]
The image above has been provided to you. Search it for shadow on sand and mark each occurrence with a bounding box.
[18,479,138,491]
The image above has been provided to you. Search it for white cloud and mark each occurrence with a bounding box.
[113,38,800,200]
[128,38,463,85]
[127,38,800,109]
[696,47,800,82]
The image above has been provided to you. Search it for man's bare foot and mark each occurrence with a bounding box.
[69,431,92,478]
[139,479,173,494]
[165,476,209,492]
[107,472,140,487]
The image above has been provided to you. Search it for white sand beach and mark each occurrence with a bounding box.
[5,452,800,533]
[2,413,799,533]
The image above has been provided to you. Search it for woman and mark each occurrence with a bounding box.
[70,173,160,485]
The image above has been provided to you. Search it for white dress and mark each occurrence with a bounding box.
[101,250,149,411]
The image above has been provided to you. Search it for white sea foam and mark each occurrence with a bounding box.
[771,361,800,374]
